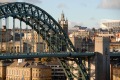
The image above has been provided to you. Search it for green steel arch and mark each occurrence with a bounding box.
[0,2,88,80]
[0,2,75,52]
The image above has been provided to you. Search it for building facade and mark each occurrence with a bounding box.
[112,65,120,80]
[69,33,94,52]
[110,42,120,52]
[116,32,120,42]
[0,28,49,53]
[46,62,66,80]
[6,60,52,80]
[0,60,12,80]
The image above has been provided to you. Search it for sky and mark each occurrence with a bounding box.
[0,0,120,29]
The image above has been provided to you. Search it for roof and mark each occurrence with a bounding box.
[28,62,50,68]
[110,42,120,45]
[9,61,28,67]
[8,61,50,69]
[46,61,60,65]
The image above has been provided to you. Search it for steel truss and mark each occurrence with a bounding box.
[0,2,89,80]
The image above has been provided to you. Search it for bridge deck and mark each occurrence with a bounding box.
[110,52,120,58]
[0,52,95,59]
[0,52,120,59]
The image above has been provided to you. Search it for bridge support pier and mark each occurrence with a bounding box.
[95,37,110,80]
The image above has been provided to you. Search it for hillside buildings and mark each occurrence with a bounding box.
[0,27,48,53]
[69,25,94,52]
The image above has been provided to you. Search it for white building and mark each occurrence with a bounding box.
[100,19,120,31]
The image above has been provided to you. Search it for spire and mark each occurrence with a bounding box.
[59,11,68,34]
[66,17,68,20]
[65,17,68,24]
[66,18,68,22]
[61,11,65,21]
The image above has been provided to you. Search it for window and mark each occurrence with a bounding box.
[36,73,37,77]
[33,73,34,77]
[17,46,19,52]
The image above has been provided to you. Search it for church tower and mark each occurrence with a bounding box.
[58,11,68,34]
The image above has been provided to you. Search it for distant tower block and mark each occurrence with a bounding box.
[58,11,68,34]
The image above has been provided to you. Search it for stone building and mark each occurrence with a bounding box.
[0,26,12,42]
[112,64,120,80]
[6,60,52,80]
[69,33,94,52]
[69,34,82,51]
[110,42,120,52]
[47,62,66,80]
[0,28,49,53]
[0,60,12,80]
